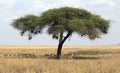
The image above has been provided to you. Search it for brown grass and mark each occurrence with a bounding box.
[0,46,120,73]
[0,46,120,49]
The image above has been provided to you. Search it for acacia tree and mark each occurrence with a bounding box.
[11,7,110,59]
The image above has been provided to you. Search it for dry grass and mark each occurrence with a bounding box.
[0,46,120,73]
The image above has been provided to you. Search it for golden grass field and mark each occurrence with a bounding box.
[0,46,120,73]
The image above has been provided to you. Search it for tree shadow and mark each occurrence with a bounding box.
[43,54,57,59]
[72,56,101,60]
[1,53,107,60]
[2,50,120,60]
[43,54,102,60]
[3,53,56,59]
[62,50,120,60]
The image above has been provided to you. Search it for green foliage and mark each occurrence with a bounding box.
[12,15,38,30]
[11,7,110,40]
[11,15,43,40]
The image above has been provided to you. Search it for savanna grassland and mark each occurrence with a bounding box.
[0,46,120,73]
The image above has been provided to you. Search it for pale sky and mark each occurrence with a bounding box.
[0,0,120,46]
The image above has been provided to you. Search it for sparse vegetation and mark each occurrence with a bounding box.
[0,46,120,73]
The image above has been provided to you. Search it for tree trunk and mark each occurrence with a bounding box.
[56,31,72,59]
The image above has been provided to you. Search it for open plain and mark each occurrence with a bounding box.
[0,46,120,73]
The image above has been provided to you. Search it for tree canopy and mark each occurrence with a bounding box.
[11,7,110,59]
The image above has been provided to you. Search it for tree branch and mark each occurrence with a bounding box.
[59,31,72,45]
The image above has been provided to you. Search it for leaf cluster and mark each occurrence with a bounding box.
[11,7,110,40]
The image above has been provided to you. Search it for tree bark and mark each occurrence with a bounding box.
[59,32,63,44]
[56,31,72,59]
